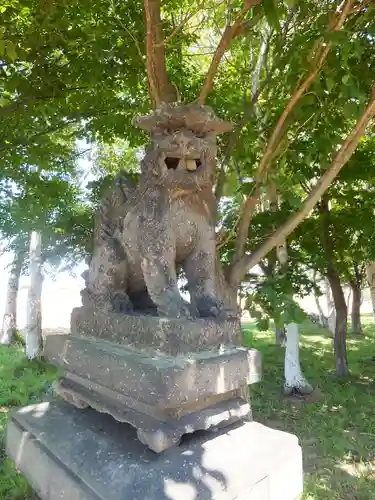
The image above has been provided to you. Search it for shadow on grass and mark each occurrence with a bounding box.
[243,319,375,500]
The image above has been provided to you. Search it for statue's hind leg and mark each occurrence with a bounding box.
[83,243,133,313]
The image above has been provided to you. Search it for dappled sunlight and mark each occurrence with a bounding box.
[18,401,50,418]
[15,430,28,467]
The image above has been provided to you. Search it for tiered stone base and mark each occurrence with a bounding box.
[44,333,261,452]
[6,402,303,500]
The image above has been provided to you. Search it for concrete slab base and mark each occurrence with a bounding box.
[6,402,303,500]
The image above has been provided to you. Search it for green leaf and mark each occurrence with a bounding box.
[239,180,256,196]
[326,76,335,91]
[343,101,359,119]
[263,0,281,32]
[6,41,17,61]
[0,96,10,107]
[0,39,5,55]
[342,75,350,85]
[257,318,270,331]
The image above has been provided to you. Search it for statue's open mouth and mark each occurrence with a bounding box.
[165,157,202,171]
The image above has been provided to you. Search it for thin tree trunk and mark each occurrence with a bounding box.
[366,262,375,324]
[325,279,336,335]
[350,281,362,334]
[276,240,312,393]
[275,326,287,346]
[314,292,327,328]
[25,231,43,359]
[327,268,349,376]
[284,323,313,395]
[0,251,24,344]
[320,197,349,376]
[346,286,352,311]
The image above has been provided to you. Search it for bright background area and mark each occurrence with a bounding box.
[0,249,373,331]
[0,252,85,331]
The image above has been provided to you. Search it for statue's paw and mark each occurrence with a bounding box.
[112,292,134,314]
[196,295,227,319]
[178,302,193,320]
[157,299,193,320]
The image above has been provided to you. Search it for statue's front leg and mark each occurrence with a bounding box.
[139,230,191,319]
[183,230,226,319]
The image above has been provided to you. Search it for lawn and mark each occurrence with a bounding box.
[244,318,375,500]
[0,344,57,499]
[0,321,374,499]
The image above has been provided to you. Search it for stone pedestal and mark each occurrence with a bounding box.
[70,306,243,355]
[44,330,261,452]
[6,402,303,500]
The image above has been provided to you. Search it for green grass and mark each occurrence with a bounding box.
[1,322,375,499]
[244,317,375,500]
[0,344,57,499]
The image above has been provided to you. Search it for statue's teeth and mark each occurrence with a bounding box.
[186,159,197,171]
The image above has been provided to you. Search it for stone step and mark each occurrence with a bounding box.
[6,402,303,500]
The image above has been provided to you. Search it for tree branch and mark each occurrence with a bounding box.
[154,2,206,48]
[230,0,356,266]
[228,81,375,285]
[198,0,262,104]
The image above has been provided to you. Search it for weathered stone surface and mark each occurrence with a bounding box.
[82,103,238,320]
[44,334,261,452]
[71,308,242,355]
[6,402,303,500]
[54,376,250,453]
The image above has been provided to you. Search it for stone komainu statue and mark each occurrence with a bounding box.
[81,103,235,319]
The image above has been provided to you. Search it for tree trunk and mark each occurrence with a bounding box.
[325,279,336,335]
[327,268,349,376]
[275,326,287,346]
[366,262,375,324]
[0,251,24,344]
[350,281,362,334]
[144,0,177,106]
[25,231,43,359]
[284,323,313,395]
[275,240,312,393]
[314,293,327,328]
[346,286,351,311]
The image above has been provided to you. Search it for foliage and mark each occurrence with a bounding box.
[1,0,374,325]
[293,133,375,284]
